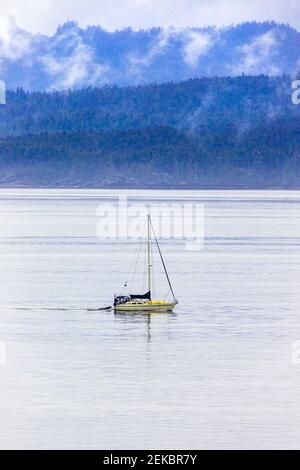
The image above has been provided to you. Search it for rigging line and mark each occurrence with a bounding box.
[129,243,139,273]
[128,236,144,293]
[163,287,171,299]
[151,245,155,298]
[143,232,147,293]
[149,217,176,302]
[125,239,140,290]
[152,239,159,299]
[142,218,148,293]
[147,213,152,296]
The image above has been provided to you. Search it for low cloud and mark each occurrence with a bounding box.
[129,27,214,74]
[184,91,216,132]
[40,28,110,89]
[231,30,281,75]
[0,15,33,61]
[128,27,178,68]
[182,30,213,67]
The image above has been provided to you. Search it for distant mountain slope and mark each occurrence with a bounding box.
[0,75,299,189]
[1,118,300,189]
[0,18,299,90]
[0,76,297,137]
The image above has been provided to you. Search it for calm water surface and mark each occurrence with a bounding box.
[0,189,300,449]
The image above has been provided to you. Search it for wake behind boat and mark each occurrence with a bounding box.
[114,214,178,312]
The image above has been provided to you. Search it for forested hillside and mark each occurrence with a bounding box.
[0,76,297,137]
[0,19,299,90]
[0,75,299,188]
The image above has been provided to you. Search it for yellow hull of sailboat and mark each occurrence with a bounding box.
[114,300,177,312]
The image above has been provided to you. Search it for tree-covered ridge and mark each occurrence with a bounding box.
[0,76,297,137]
[0,19,299,90]
[0,120,299,188]
[0,75,299,188]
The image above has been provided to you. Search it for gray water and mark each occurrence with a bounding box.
[0,189,300,450]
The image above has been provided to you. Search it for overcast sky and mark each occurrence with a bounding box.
[0,0,299,34]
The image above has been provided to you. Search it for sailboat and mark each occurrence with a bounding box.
[114,214,178,312]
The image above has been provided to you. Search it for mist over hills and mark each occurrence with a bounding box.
[0,17,299,188]
[0,75,297,137]
[0,18,299,90]
[0,76,299,188]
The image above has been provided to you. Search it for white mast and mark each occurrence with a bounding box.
[147,213,152,297]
